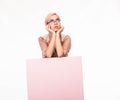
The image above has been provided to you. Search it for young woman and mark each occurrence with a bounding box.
[38,13,71,58]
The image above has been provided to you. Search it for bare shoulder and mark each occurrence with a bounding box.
[63,34,71,41]
[38,34,48,42]
[61,33,71,41]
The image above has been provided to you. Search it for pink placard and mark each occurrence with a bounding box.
[26,56,84,100]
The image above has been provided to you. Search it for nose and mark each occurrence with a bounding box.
[54,20,58,25]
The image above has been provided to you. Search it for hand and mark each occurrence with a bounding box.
[56,26,64,35]
[46,25,55,34]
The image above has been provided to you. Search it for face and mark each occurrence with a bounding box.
[47,14,61,32]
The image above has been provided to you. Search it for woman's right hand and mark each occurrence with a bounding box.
[46,25,55,34]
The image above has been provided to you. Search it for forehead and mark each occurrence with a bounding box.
[49,14,59,20]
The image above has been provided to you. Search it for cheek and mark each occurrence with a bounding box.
[50,26,54,30]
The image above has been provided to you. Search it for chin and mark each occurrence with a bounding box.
[54,29,59,32]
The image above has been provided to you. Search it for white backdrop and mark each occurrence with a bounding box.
[0,0,120,100]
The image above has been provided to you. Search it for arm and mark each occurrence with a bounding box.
[45,33,56,57]
[56,26,71,57]
[38,37,48,58]
[62,35,71,56]
[55,26,64,57]
[38,26,56,58]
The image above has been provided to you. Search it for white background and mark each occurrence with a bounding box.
[0,0,120,100]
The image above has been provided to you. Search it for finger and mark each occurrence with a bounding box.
[60,26,64,32]
[61,26,64,30]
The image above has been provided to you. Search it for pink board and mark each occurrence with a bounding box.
[26,56,84,100]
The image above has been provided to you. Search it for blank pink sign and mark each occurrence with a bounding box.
[26,56,84,100]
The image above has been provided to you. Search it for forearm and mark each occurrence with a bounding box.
[46,34,56,57]
[56,34,64,57]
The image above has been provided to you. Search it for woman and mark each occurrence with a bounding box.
[38,13,71,58]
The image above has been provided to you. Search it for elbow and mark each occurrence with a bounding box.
[57,52,64,58]
[46,53,52,58]
[57,50,68,57]
[43,51,52,58]
[57,54,63,58]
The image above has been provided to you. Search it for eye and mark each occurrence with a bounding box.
[48,20,54,23]
[56,18,60,22]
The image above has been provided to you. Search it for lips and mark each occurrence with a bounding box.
[54,26,59,29]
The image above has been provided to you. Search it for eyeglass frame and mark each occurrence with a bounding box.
[47,18,61,25]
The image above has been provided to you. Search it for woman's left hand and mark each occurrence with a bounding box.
[56,26,64,35]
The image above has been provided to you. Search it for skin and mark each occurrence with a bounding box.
[45,14,64,57]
